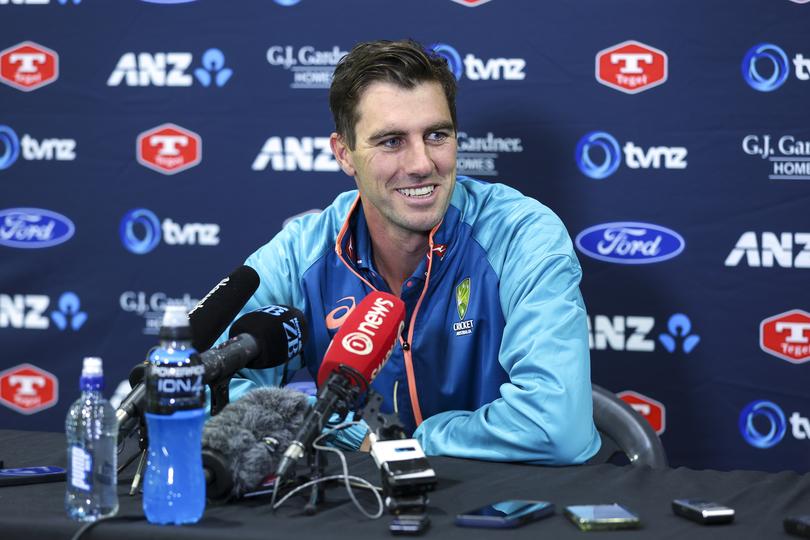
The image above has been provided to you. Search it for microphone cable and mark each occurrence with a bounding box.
[270,420,384,520]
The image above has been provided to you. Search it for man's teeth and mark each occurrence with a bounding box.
[397,186,435,198]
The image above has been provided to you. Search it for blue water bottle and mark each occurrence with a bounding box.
[143,304,206,525]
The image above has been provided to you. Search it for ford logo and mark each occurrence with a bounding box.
[0,208,75,249]
[575,222,685,264]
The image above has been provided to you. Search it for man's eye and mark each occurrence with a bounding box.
[427,132,449,142]
[382,138,402,148]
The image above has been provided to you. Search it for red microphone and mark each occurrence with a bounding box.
[317,291,405,387]
[276,292,405,479]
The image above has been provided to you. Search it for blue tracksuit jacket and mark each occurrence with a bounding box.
[226,176,600,464]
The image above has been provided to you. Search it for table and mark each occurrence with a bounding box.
[0,429,808,539]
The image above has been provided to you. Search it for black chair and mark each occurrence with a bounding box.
[588,384,668,468]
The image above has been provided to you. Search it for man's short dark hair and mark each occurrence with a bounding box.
[329,39,457,150]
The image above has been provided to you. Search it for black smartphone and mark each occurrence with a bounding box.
[672,498,734,524]
[455,500,554,529]
[785,515,810,538]
[564,504,641,531]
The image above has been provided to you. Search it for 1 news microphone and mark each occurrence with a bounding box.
[275,292,405,480]
[201,387,310,500]
[115,305,307,429]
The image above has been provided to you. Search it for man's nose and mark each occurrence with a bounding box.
[403,140,434,177]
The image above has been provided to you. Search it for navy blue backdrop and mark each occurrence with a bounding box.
[1,0,808,473]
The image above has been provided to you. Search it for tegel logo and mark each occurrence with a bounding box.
[739,400,787,448]
[136,123,201,175]
[742,134,810,181]
[428,43,525,82]
[596,40,668,94]
[450,0,493,5]
[760,309,810,364]
[0,292,86,330]
[108,48,232,87]
[575,222,685,264]
[0,125,76,168]
[0,41,59,92]
[0,208,75,249]
[120,208,220,254]
[252,136,339,172]
[575,131,687,179]
[617,390,666,435]
[456,131,523,177]
[120,291,199,335]
[0,363,58,415]
[266,45,347,89]
[724,232,810,268]
[588,313,699,353]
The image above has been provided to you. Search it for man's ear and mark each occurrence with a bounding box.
[330,132,356,177]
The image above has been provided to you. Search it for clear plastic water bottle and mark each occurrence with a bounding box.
[65,357,119,522]
[143,304,206,525]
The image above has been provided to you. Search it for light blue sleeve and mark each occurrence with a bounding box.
[413,197,600,464]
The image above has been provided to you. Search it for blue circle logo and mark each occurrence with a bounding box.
[120,208,161,255]
[0,125,21,171]
[575,131,621,179]
[428,43,463,81]
[742,43,789,92]
[739,400,786,449]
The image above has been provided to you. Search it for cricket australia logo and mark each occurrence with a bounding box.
[453,277,475,336]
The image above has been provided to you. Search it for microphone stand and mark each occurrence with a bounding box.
[277,366,366,515]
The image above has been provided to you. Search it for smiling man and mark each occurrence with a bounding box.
[228,39,600,464]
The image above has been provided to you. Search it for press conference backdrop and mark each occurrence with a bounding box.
[1,0,808,473]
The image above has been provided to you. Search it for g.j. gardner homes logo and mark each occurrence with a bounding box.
[453,277,474,336]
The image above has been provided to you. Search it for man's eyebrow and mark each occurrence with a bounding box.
[367,122,455,142]
[367,128,407,142]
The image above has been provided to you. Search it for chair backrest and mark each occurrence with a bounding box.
[588,384,668,468]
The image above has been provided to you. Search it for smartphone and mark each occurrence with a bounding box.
[0,466,66,487]
[564,504,641,531]
[455,500,554,529]
[672,498,734,524]
[785,515,810,538]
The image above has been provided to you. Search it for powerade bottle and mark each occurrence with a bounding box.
[143,304,206,525]
[65,357,119,522]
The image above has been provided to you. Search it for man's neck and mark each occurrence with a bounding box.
[364,211,429,295]
[371,228,428,296]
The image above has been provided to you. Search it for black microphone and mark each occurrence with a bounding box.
[116,305,307,429]
[189,265,260,351]
[201,387,310,500]
[116,266,259,430]
[114,363,148,432]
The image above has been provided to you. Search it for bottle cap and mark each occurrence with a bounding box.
[81,356,103,377]
[159,303,193,340]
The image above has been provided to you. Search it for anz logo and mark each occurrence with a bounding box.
[252,136,339,172]
[0,292,87,331]
[588,314,700,354]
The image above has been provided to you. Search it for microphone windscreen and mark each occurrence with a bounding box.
[317,291,405,387]
[229,305,308,369]
[201,387,310,499]
[189,265,260,351]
